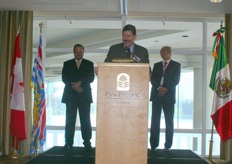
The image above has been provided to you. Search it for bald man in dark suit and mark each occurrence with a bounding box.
[150,46,181,152]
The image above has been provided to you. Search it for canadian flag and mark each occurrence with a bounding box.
[10,32,27,150]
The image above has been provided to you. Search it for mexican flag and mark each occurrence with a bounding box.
[209,28,232,142]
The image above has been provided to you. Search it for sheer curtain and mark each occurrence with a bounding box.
[0,11,33,156]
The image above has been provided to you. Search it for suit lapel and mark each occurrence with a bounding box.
[72,58,77,69]
[156,62,163,77]
[78,59,87,70]
[120,43,127,57]
[164,60,173,73]
[133,44,139,56]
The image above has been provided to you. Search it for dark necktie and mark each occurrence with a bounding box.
[163,61,168,70]
[125,47,132,58]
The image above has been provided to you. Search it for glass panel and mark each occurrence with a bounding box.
[172,133,202,156]
[45,80,97,127]
[175,70,194,129]
[206,133,220,156]
[43,130,96,151]
[46,81,65,126]
[147,132,202,155]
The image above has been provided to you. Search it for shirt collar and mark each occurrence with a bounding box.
[163,59,171,64]
[75,58,82,63]
[125,43,135,52]
[130,44,135,53]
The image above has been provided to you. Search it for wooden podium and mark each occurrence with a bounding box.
[96,62,150,164]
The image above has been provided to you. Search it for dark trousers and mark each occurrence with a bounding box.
[150,100,174,149]
[65,101,92,147]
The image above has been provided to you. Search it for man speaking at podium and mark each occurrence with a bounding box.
[104,24,150,63]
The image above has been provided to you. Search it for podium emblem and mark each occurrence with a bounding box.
[117,73,130,91]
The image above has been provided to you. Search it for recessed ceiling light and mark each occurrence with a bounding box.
[210,0,222,3]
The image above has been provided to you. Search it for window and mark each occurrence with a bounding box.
[33,18,223,157]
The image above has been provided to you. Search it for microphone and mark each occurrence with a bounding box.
[125,47,141,63]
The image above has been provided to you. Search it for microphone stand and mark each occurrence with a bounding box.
[125,47,141,63]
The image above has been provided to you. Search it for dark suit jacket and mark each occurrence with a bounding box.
[104,43,149,63]
[61,58,95,104]
[150,60,181,104]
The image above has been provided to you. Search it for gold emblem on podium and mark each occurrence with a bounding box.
[112,58,134,63]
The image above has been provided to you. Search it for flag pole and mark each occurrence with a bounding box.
[39,22,44,33]
[33,138,39,156]
[9,149,21,159]
[9,137,21,159]
[208,23,225,164]
[31,22,44,157]
[208,122,216,164]
[8,29,27,160]
[9,31,21,160]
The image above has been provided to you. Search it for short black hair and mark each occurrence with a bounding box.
[122,24,136,35]
[73,44,85,51]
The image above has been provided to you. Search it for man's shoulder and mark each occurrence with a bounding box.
[110,43,124,48]
[64,58,75,63]
[82,58,94,65]
[154,61,163,65]
[152,61,162,69]
[170,60,181,66]
[134,44,147,50]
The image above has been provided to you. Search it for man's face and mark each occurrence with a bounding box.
[122,31,136,48]
[160,49,171,61]
[73,47,84,60]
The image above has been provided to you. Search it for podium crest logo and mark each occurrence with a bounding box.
[117,73,130,91]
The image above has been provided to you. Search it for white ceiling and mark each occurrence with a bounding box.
[1,0,232,14]
[1,0,231,79]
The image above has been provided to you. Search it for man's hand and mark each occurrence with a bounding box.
[71,81,84,93]
[158,86,168,97]
[75,87,84,93]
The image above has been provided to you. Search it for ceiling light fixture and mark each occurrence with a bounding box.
[65,15,73,24]
[162,17,167,26]
[120,0,128,16]
[210,0,222,3]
